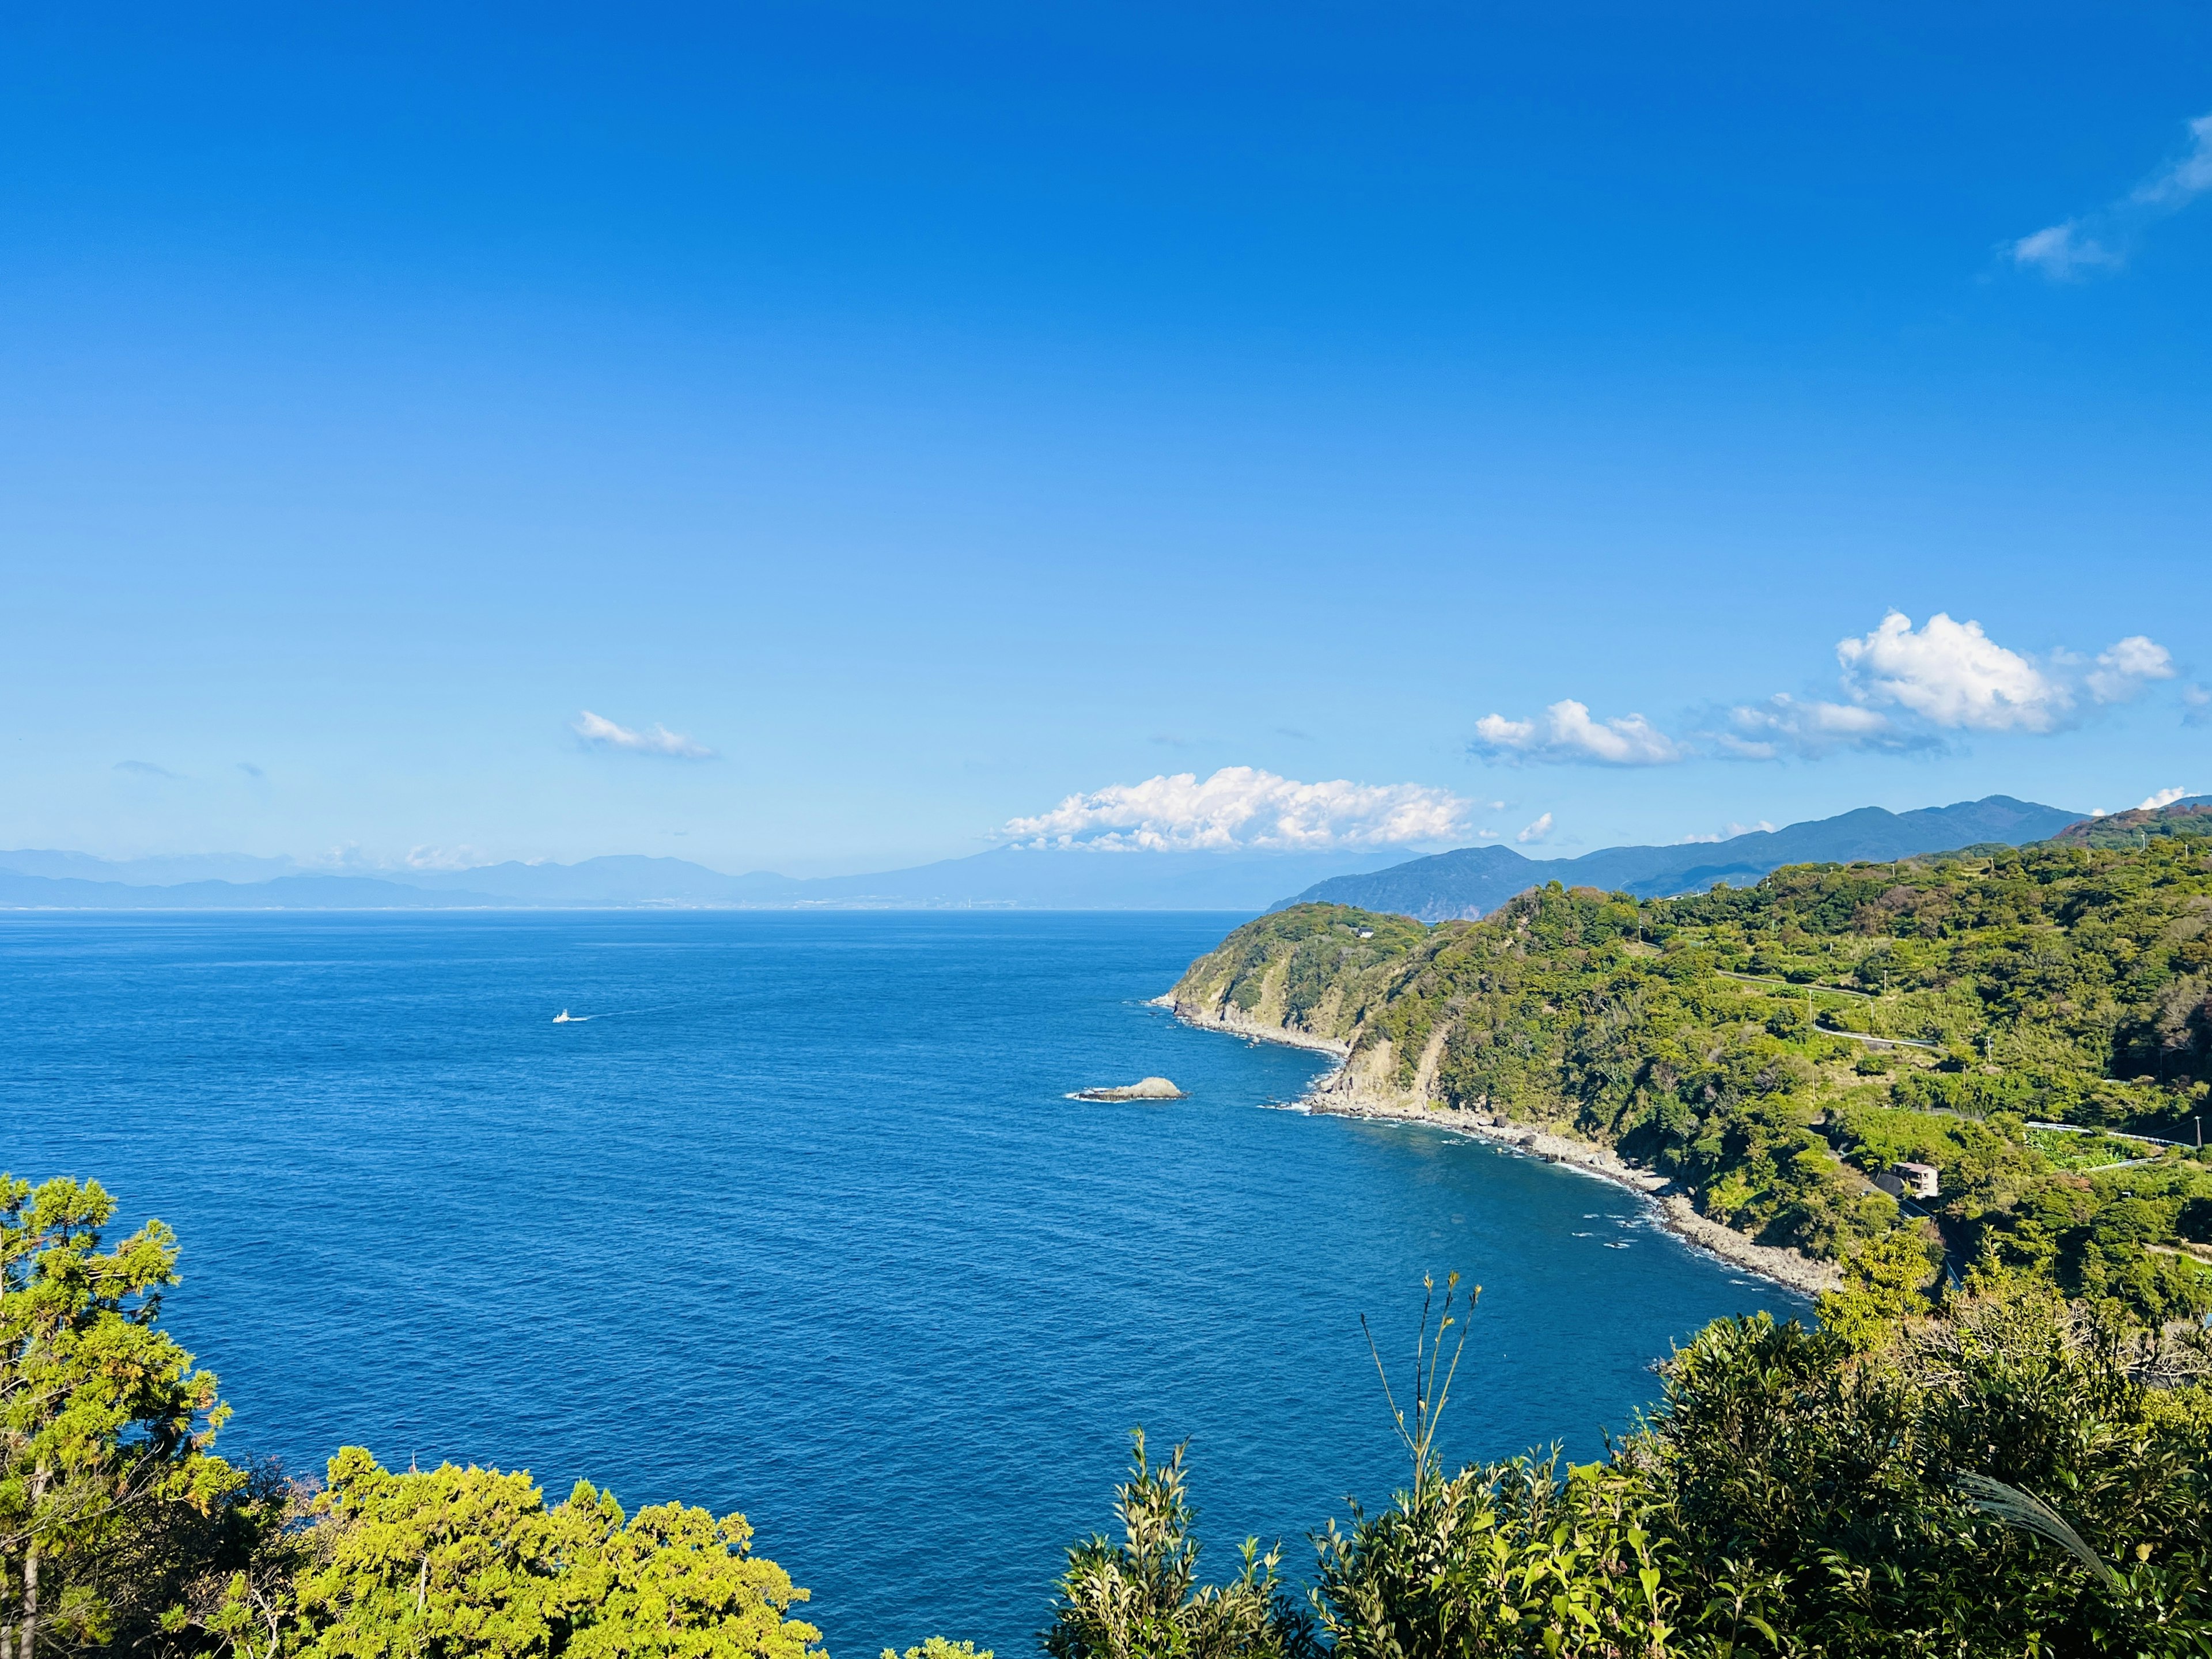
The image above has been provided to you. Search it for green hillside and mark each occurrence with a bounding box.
[1169,834,2212,1324]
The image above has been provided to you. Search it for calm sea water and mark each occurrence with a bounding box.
[2,911,1794,1653]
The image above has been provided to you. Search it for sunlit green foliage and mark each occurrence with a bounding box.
[1043,1431,1313,1659]
[1,1171,820,1659]
[290,1450,821,1659]
[1171,906,1429,1042]
[881,1639,993,1659]
[1312,1452,1677,1659]
[1,1176,242,1657]
[1176,836,2212,1323]
[1638,1288,2212,1656]
[1073,1282,2212,1657]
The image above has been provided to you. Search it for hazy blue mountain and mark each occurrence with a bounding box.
[0,797,2086,914]
[0,846,1410,911]
[392,855,804,903]
[0,849,304,885]
[780,846,1412,910]
[1278,795,2084,922]
[0,872,513,910]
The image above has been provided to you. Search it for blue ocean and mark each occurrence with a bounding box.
[2,912,1796,1653]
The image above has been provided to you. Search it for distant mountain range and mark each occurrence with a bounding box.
[0,846,1412,912]
[0,794,2097,914]
[1277,795,2084,921]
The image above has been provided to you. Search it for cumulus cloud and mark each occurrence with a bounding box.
[1001,766,1472,851]
[2013,110,2212,279]
[573,710,714,759]
[2138,786,2191,812]
[1471,700,1685,766]
[2085,635,2175,704]
[1474,614,2175,772]
[1516,812,1554,844]
[1837,612,2071,732]
[1831,612,2177,737]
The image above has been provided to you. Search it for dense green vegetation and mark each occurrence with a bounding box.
[13,1171,2212,1656]
[1173,835,2212,1327]
[1042,1277,2212,1657]
[1,1176,832,1659]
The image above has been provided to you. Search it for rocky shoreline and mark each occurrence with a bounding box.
[1147,992,1351,1056]
[1162,997,1840,1298]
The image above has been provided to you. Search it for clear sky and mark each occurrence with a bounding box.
[4,3,2209,874]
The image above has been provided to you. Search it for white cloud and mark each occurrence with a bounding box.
[1473,714,1537,748]
[1677,820,1777,844]
[2086,635,2175,703]
[1830,613,2175,736]
[1516,812,1554,844]
[2138,786,2190,812]
[2130,111,2212,207]
[1471,699,1685,766]
[1720,694,1911,759]
[1836,612,2069,732]
[573,710,714,759]
[1472,616,2175,774]
[1001,766,1471,851]
[2010,222,2123,279]
[403,844,497,871]
[2013,110,2212,279]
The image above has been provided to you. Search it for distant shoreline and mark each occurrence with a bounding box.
[1159,996,1839,1298]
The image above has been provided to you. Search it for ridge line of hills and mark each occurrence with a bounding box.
[1277,793,2098,921]
[1162,801,2212,1325]
[1,794,2186,913]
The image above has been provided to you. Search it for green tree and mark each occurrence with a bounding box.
[1816,1226,1939,1350]
[291,1451,564,1658]
[1311,1278,1677,1657]
[552,1484,820,1659]
[290,1450,822,1659]
[0,1175,238,1657]
[881,1641,991,1659]
[1043,1431,1309,1659]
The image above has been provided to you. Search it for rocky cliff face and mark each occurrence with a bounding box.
[1165,902,1463,1113]
[1164,903,1429,1055]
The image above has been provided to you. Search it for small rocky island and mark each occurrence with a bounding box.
[1071,1075,1186,1101]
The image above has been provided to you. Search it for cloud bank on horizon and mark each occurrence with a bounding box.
[2010,109,2212,279]
[1471,611,2176,767]
[1001,766,1471,852]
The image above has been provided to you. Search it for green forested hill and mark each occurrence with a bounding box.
[1169,833,2212,1323]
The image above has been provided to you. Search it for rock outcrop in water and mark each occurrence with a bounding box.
[1072,1076,1185,1101]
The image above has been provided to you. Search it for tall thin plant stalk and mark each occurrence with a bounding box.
[1360,1271,1474,1499]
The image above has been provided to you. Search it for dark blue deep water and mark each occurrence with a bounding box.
[2,911,1796,1653]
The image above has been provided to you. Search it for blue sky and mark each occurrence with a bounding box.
[3,2,2209,874]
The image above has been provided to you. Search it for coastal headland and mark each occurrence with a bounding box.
[1153,990,1841,1294]
[1152,823,2212,1319]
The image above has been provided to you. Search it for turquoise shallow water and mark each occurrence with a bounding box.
[1,911,1797,1652]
